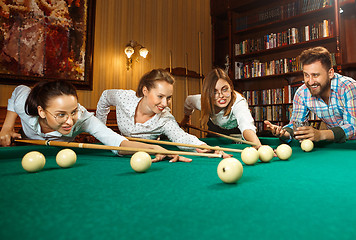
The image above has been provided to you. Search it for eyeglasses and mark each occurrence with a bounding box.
[214,87,231,99]
[45,107,81,124]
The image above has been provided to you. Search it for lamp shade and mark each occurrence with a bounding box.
[139,47,149,58]
[124,46,134,58]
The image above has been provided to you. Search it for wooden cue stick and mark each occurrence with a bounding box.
[15,139,222,158]
[198,32,203,138]
[185,124,258,146]
[126,137,242,153]
[169,50,172,73]
[185,53,189,98]
[198,32,203,79]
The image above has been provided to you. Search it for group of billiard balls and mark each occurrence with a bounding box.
[22,149,77,173]
[217,144,293,184]
[22,139,314,183]
[217,139,314,183]
[130,139,314,184]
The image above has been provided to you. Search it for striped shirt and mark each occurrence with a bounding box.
[285,73,356,140]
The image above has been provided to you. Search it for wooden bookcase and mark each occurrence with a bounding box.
[211,0,356,135]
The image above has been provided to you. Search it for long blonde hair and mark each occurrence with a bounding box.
[201,68,236,126]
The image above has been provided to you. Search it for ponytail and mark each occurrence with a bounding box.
[25,80,78,116]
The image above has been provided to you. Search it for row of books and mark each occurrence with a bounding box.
[242,84,303,106]
[251,105,285,122]
[251,105,320,122]
[234,53,336,79]
[255,119,321,133]
[235,58,302,79]
[254,105,319,121]
[235,0,332,32]
[251,105,323,122]
[251,105,320,132]
[235,20,333,55]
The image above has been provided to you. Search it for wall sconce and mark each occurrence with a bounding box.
[124,40,149,70]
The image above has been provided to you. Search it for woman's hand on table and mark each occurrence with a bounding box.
[196,146,232,159]
[152,154,192,163]
[151,145,192,163]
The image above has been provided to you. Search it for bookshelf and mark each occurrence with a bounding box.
[211,0,356,135]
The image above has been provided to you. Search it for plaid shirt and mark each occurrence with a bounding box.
[285,73,356,140]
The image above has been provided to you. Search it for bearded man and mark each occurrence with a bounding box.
[265,46,356,143]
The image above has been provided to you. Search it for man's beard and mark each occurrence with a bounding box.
[306,80,330,97]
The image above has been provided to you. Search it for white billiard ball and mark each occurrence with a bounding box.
[276,144,292,160]
[217,158,243,184]
[241,147,259,165]
[258,145,274,163]
[22,151,46,173]
[56,149,77,168]
[301,139,314,152]
[130,151,152,173]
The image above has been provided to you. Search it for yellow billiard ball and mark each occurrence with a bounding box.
[276,144,292,160]
[301,139,314,152]
[258,145,274,163]
[22,151,46,173]
[217,158,243,184]
[241,147,259,165]
[130,151,152,173]
[56,149,77,168]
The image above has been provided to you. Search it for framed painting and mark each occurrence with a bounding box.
[0,0,96,90]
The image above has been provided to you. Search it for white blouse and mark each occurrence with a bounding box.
[7,85,127,153]
[95,89,205,149]
[184,93,256,133]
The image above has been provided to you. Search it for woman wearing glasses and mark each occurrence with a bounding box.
[181,68,262,147]
[0,80,173,158]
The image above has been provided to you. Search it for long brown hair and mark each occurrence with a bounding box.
[136,69,175,97]
[201,68,236,126]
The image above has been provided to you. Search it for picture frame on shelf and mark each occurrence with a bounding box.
[0,0,96,90]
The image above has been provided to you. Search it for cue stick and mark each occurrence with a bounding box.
[198,32,203,81]
[15,139,223,158]
[126,137,243,153]
[198,32,203,138]
[185,124,258,146]
[169,50,172,73]
[185,53,189,98]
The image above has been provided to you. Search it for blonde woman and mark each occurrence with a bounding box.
[96,69,231,162]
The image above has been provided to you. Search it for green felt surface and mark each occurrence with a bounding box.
[1,138,356,240]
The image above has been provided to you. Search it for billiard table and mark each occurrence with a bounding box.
[1,137,356,239]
